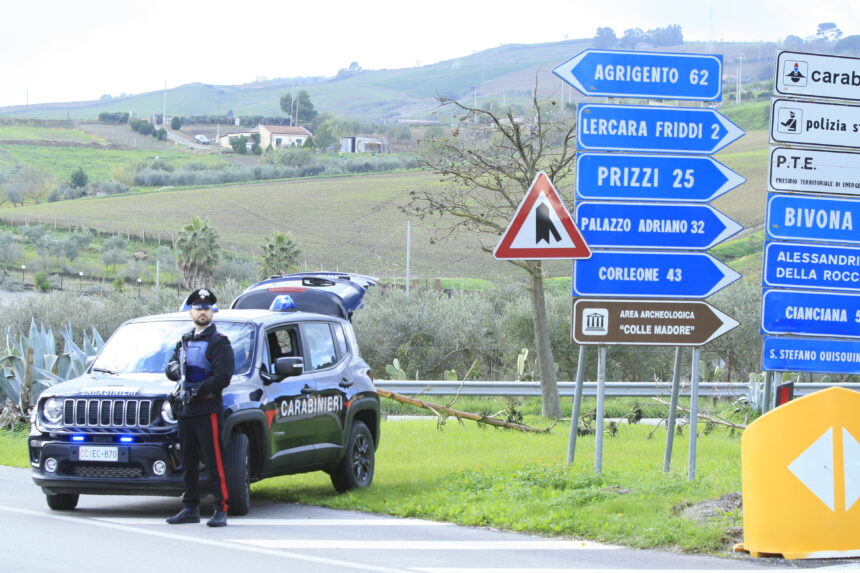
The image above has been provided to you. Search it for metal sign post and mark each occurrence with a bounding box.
[594,345,607,474]
[663,347,683,473]
[566,345,587,465]
[688,347,702,481]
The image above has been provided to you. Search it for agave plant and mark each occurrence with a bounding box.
[0,320,104,415]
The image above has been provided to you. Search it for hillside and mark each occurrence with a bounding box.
[0,121,769,282]
[0,39,782,122]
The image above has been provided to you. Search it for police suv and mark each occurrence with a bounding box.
[29,273,380,515]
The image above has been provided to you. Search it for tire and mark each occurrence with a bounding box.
[330,421,375,493]
[46,493,79,511]
[224,432,251,516]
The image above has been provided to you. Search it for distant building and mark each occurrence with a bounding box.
[217,124,313,151]
[339,136,390,153]
[217,126,258,149]
[258,125,313,149]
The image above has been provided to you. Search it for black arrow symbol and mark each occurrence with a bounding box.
[536,203,562,244]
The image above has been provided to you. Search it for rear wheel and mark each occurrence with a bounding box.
[330,421,375,493]
[224,432,251,516]
[46,492,79,511]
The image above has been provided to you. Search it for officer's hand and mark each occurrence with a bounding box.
[186,386,199,402]
[166,361,181,381]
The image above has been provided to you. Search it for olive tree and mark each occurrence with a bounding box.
[404,88,576,418]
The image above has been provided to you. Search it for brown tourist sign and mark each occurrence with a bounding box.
[572,298,739,346]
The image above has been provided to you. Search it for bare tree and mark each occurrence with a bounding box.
[404,86,577,418]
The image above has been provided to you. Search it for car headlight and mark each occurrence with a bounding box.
[43,398,63,424]
[161,400,177,424]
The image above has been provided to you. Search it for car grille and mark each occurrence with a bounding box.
[69,462,144,479]
[63,399,154,428]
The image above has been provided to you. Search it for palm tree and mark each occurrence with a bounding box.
[258,232,301,280]
[175,217,220,289]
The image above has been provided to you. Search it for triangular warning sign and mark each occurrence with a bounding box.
[493,172,591,260]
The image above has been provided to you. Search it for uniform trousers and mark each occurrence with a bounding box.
[178,412,229,512]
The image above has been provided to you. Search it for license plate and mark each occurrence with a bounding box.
[78,446,119,462]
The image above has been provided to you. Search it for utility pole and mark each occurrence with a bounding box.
[736,53,746,105]
[162,80,167,126]
[405,221,411,298]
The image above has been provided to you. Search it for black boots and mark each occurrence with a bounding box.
[166,507,200,524]
[207,508,227,527]
[166,506,227,526]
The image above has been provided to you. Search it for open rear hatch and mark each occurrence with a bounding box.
[230,272,378,320]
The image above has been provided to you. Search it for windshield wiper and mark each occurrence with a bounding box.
[92,367,118,375]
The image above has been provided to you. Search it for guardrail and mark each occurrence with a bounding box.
[374,380,860,399]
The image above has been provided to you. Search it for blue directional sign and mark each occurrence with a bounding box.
[572,251,741,298]
[553,49,723,101]
[577,104,745,154]
[766,193,860,245]
[576,201,741,250]
[761,289,860,338]
[763,336,860,375]
[763,241,860,292]
[576,153,745,202]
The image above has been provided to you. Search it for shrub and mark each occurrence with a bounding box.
[69,167,88,189]
[98,112,129,124]
[33,271,51,292]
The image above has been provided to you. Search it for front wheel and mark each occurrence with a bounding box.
[330,421,375,493]
[224,432,251,516]
[46,492,78,510]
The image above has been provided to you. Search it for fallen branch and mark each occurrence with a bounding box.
[651,397,747,430]
[378,388,552,433]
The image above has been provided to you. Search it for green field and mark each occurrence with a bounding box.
[0,143,225,184]
[0,124,106,145]
[0,171,572,280]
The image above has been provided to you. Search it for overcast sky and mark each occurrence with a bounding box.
[1,0,856,108]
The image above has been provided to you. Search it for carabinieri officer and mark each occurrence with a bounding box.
[165,288,234,527]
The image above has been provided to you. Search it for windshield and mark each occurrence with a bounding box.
[91,320,256,375]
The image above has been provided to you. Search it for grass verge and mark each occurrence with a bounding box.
[253,419,743,554]
[0,428,29,467]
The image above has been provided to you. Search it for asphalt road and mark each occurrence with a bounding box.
[0,466,820,572]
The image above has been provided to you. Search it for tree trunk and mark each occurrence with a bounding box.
[527,261,562,418]
[22,347,33,415]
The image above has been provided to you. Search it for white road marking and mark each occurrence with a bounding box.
[94,517,451,527]
[412,570,773,573]
[0,504,404,573]
[232,539,619,551]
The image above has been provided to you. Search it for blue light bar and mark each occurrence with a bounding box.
[119,436,134,443]
[71,435,85,442]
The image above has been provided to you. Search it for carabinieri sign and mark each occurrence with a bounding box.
[553,49,722,101]
[577,103,745,154]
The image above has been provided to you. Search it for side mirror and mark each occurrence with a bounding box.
[275,356,304,378]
